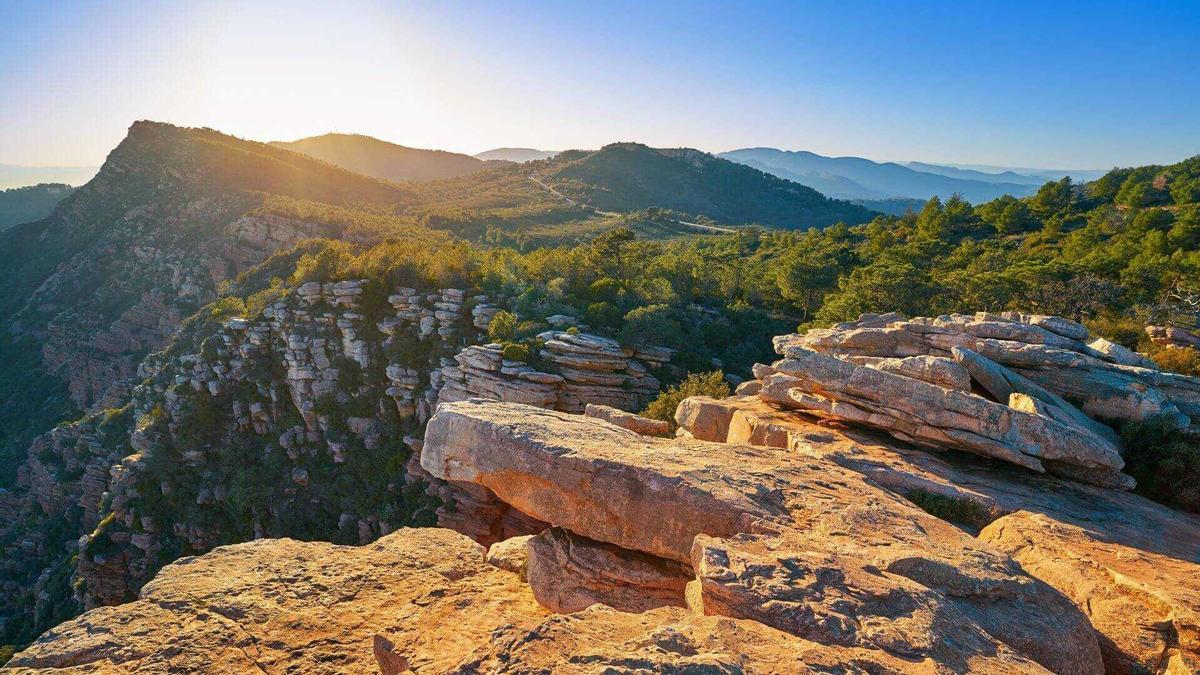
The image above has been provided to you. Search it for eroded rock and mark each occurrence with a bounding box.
[526,527,692,613]
[421,399,1103,673]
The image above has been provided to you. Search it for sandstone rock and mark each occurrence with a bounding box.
[1088,336,1160,370]
[484,535,533,580]
[583,403,670,436]
[952,345,1121,446]
[981,512,1200,674]
[526,527,692,613]
[672,395,761,441]
[7,529,545,673]
[1147,324,1200,349]
[856,354,972,390]
[422,400,1103,673]
[673,393,1200,672]
[9,527,1013,673]
[784,311,1199,428]
[761,347,1131,488]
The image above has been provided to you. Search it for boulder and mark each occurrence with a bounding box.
[760,347,1131,488]
[583,403,670,436]
[673,392,1200,672]
[421,400,1104,673]
[1147,324,1200,349]
[526,527,692,613]
[485,534,533,580]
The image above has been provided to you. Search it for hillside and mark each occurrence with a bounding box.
[722,147,1041,202]
[0,183,74,230]
[273,133,488,182]
[0,121,421,487]
[473,147,560,163]
[538,143,876,229]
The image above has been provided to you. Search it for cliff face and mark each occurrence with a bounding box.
[1,274,673,646]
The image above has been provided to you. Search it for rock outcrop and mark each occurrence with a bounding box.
[422,399,1103,673]
[1147,324,1200,349]
[436,332,669,413]
[2,275,673,649]
[759,345,1131,488]
[526,527,693,613]
[672,392,1200,674]
[6,527,1037,674]
[784,311,1200,428]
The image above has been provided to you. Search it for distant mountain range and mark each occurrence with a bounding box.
[271,133,491,183]
[473,147,559,163]
[537,143,874,229]
[0,164,98,190]
[719,148,1104,203]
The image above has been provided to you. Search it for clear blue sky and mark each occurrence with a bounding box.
[2,0,1197,169]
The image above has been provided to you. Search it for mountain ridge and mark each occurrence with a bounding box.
[721,147,1040,202]
[271,132,489,183]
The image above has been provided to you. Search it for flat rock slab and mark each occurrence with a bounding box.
[8,527,1003,674]
[422,399,1102,673]
[981,512,1200,674]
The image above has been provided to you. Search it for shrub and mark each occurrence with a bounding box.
[1120,416,1200,513]
[1148,345,1200,376]
[903,489,996,529]
[501,342,530,362]
[487,310,516,342]
[640,371,730,429]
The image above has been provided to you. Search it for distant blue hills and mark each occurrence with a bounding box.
[719,148,1105,203]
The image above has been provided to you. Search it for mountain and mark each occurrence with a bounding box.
[537,143,875,229]
[272,133,488,182]
[938,162,1109,184]
[904,161,1045,186]
[720,148,1040,203]
[0,163,99,190]
[0,121,419,483]
[473,147,559,163]
[0,183,74,230]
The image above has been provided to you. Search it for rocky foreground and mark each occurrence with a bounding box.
[8,312,1200,673]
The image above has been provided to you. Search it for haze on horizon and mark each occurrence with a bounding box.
[2,0,1198,170]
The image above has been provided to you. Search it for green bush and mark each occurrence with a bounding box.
[1148,345,1200,376]
[1120,416,1200,513]
[501,342,530,362]
[487,310,516,342]
[640,371,730,429]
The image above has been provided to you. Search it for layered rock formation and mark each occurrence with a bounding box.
[8,528,969,674]
[784,311,1200,427]
[2,274,674,651]
[11,385,1199,672]
[422,400,1102,673]
[1147,324,1200,349]
[670,393,1200,674]
[436,331,669,413]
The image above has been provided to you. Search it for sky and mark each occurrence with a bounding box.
[1,0,1198,169]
